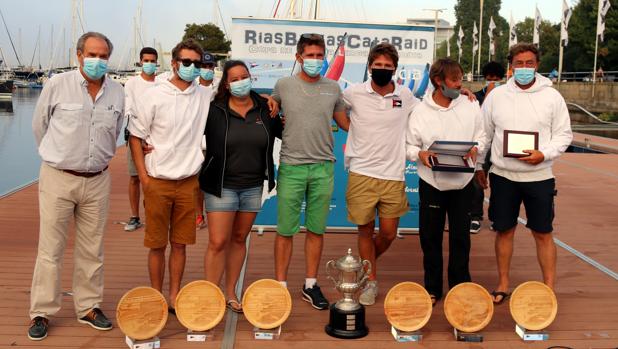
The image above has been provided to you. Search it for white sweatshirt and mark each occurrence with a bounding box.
[478,74,572,182]
[128,79,212,180]
[406,93,485,191]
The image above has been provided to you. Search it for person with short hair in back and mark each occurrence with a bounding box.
[475,43,572,304]
[29,31,124,341]
[406,58,486,306]
[128,39,213,314]
[124,46,159,232]
[200,60,282,313]
[342,43,420,306]
[271,33,349,310]
[469,61,506,233]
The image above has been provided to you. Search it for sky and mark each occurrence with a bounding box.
[0,0,568,68]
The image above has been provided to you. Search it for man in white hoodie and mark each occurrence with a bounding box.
[128,39,212,313]
[406,58,485,304]
[476,43,572,304]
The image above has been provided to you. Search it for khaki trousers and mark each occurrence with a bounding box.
[29,163,110,319]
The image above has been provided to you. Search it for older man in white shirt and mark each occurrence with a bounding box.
[29,32,124,341]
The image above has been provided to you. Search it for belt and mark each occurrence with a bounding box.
[62,166,108,178]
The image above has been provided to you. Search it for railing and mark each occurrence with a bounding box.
[567,103,618,125]
[465,71,618,82]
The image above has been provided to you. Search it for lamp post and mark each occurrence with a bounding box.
[423,8,446,60]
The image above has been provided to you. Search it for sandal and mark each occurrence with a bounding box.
[491,290,510,305]
[226,299,243,314]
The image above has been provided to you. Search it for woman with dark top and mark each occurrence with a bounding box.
[200,60,282,313]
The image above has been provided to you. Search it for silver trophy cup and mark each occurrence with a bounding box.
[324,248,371,339]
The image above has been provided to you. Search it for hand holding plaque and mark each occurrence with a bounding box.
[503,130,539,158]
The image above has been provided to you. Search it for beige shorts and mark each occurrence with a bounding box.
[346,172,409,225]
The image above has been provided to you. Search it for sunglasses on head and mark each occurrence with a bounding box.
[178,58,203,69]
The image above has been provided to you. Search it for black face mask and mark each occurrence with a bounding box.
[371,68,393,87]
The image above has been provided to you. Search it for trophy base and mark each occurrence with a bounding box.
[515,324,549,341]
[325,303,368,339]
[453,328,483,342]
[187,329,215,341]
[125,336,160,349]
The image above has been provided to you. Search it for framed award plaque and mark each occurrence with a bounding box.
[503,130,539,158]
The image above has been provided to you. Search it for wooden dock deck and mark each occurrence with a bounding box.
[1,134,618,349]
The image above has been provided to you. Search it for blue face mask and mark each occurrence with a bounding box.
[486,80,501,88]
[229,78,252,97]
[200,68,215,81]
[142,62,157,75]
[513,68,536,85]
[302,58,324,77]
[82,58,108,80]
[176,63,199,82]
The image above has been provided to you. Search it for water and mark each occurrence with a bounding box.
[0,89,41,196]
[0,89,127,197]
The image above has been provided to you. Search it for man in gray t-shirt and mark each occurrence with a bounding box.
[271,33,349,310]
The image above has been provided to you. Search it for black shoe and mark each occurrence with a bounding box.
[168,307,176,316]
[302,284,329,310]
[78,308,112,331]
[28,316,49,341]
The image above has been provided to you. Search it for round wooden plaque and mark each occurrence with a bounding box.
[116,287,168,340]
[242,279,292,329]
[444,282,494,333]
[509,281,558,331]
[175,280,226,331]
[384,282,433,332]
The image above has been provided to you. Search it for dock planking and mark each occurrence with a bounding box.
[1,136,617,348]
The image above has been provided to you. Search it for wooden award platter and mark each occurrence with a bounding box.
[509,281,558,331]
[444,282,494,333]
[116,287,168,340]
[384,282,433,332]
[242,279,292,329]
[175,280,226,331]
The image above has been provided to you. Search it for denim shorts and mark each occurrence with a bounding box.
[205,186,264,212]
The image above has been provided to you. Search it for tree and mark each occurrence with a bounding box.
[514,18,560,72]
[565,0,617,72]
[448,0,510,74]
[182,23,231,56]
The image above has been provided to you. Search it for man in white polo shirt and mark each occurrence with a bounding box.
[128,39,212,313]
[343,43,419,305]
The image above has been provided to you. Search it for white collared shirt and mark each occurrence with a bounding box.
[32,70,125,172]
[343,80,419,181]
[128,79,212,180]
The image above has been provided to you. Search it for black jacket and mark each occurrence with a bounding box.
[199,91,282,197]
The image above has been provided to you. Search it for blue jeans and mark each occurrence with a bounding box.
[205,186,263,212]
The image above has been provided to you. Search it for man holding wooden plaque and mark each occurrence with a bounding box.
[475,43,572,304]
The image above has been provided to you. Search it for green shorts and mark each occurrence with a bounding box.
[277,162,334,236]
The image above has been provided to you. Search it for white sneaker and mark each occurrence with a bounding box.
[359,281,378,306]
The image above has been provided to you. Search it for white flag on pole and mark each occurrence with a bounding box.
[509,12,518,48]
[457,26,464,61]
[561,0,573,46]
[597,0,611,42]
[447,29,451,57]
[533,6,542,46]
[473,21,479,52]
[488,16,496,56]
